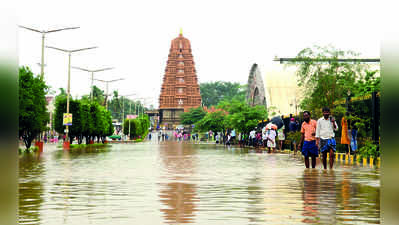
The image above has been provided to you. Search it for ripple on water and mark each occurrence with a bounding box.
[19,142,380,224]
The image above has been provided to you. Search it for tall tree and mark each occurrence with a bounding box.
[19,66,49,149]
[219,100,267,134]
[290,45,377,115]
[194,110,227,133]
[180,107,207,125]
[200,81,246,107]
[92,85,105,106]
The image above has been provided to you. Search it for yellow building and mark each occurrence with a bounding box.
[263,62,379,118]
[263,63,303,117]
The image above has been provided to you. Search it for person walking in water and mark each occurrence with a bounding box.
[316,107,338,170]
[299,111,318,168]
[266,127,276,153]
[277,124,285,151]
[289,118,298,153]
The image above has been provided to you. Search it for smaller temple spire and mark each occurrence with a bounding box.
[179,28,183,36]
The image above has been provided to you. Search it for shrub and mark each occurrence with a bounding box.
[357,139,378,161]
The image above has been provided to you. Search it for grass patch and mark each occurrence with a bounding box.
[18,146,39,154]
[69,143,110,148]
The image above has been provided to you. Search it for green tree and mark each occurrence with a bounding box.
[92,85,105,106]
[200,81,246,107]
[219,100,267,134]
[55,88,67,103]
[80,102,93,144]
[123,119,138,139]
[19,66,49,149]
[68,99,83,144]
[180,106,207,125]
[194,110,227,133]
[54,98,67,138]
[90,102,103,143]
[123,115,150,139]
[138,115,150,137]
[99,108,113,143]
[290,45,377,115]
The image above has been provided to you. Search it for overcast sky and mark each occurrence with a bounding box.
[17,0,381,108]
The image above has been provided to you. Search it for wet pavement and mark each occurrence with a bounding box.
[19,140,380,224]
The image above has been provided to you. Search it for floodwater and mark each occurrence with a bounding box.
[19,139,380,224]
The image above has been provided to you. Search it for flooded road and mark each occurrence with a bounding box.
[19,141,380,224]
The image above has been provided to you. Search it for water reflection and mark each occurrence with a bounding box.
[18,143,380,224]
[19,152,45,225]
[301,170,320,224]
[158,143,198,224]
[245,176,265,224]
[318,170,337,224]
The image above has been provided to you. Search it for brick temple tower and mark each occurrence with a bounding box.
[158,31,202,129]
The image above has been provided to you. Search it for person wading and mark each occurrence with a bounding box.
[316,107,338,170]
[299,111,318,168]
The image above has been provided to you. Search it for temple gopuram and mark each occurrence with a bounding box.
[158,31,202,129]
[246,63,267,107]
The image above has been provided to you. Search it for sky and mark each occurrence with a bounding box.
[17,0,381,108]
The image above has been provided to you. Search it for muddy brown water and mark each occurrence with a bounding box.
[19,140,379,224]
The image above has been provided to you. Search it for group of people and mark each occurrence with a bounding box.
[299,107,338,170]
[244,123,286,152]
[153,130,201,142]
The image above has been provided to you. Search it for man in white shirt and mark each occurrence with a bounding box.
[230,130,236,145]
[249,129,256,147]
[316,107,338,169]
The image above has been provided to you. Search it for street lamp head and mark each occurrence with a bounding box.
[45,26,80,33]
[46,46,98,53]
[70,46,98,53]
[72,66,91,72]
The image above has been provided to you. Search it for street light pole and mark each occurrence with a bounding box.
[41,34,45,76]
[72,66,114,101]
[122,96,125,137]
[93,78,125,110]
[18,25,80,79]
[129,101,132,139]
[119,94,135,140]
[46,45,97,143]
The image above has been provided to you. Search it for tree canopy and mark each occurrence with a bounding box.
[123,115,150,139]
[193,99,267,134]
[54,98,113,144]
[290,45,380,115]
[200,81,246,107]
[180,107,206,125]
[19,66,49,149]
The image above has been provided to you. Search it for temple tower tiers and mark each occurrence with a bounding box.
[158,32,202,128]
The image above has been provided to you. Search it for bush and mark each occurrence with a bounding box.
[18,146,39,153]
[357,139,378,161]
[286,131,301,144]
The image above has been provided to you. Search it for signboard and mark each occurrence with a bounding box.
[126,114,138,119]
[63,113,72,126]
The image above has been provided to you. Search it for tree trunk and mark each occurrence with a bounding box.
[23,135,33,149]
[85,136,90,145]
[69,136,74,144]
[78,135,82,144]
